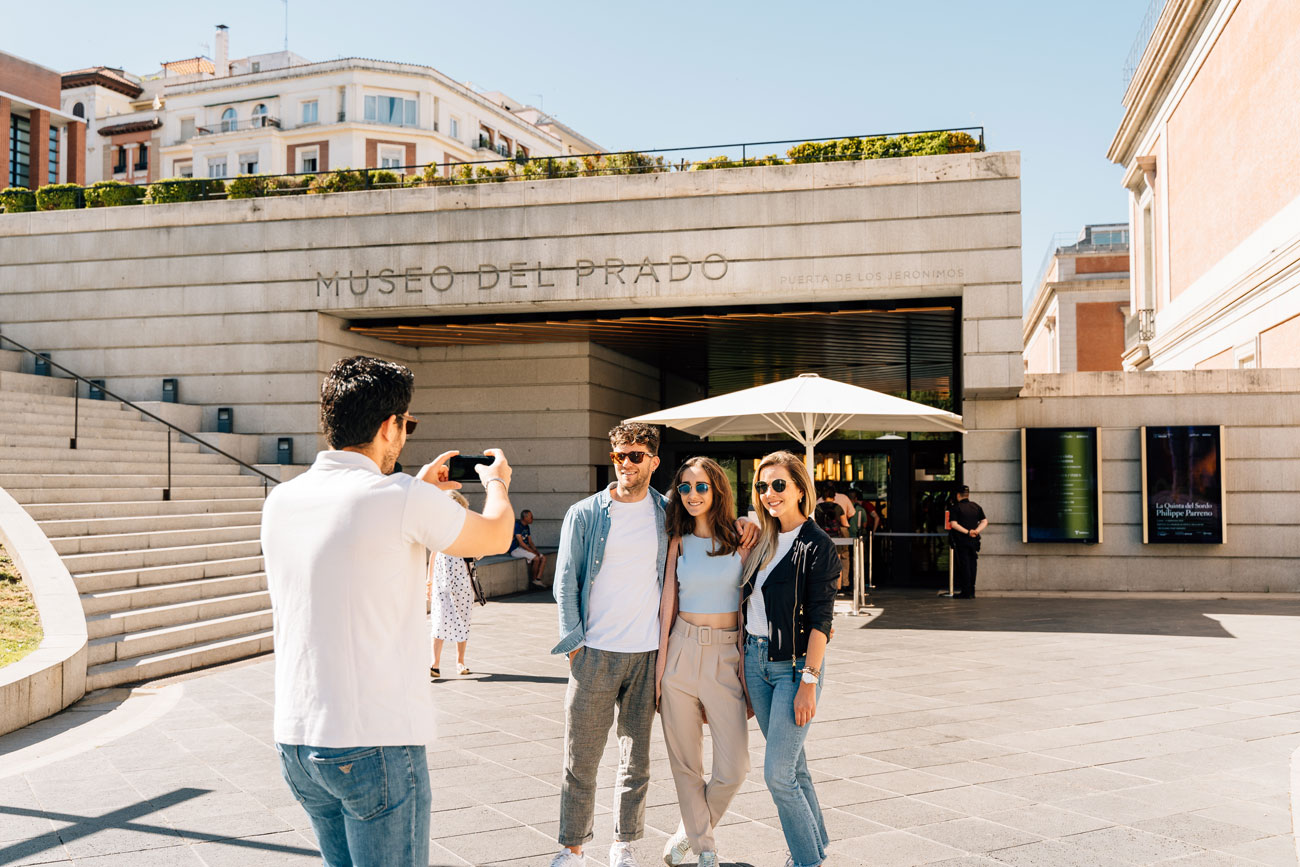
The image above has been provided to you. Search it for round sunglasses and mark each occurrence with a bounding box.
[676,482,711,495]
[754,479,790,494]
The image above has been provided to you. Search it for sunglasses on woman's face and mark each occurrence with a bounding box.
[610,450,652,465]
[754,478,790,494]
[676,482,710,495]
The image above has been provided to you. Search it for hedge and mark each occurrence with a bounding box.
[36,183,82,210]
[307,170,369,194]
[0,188,36,213]
[786,130,980,163]
[227,175,270,199]
[84,181,146,208]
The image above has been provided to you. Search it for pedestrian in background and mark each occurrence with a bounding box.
[430,489,476,679]
[948,485,987,599]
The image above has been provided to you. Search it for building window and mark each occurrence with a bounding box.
[337,86,346,122]
[251,104,268,127]
[72,102,85,118]
[220,107,237,132]
[449,117,460,140]
[379,146,404,169]
[113,145,127,174]
[301,100,318,125]
[239,153,258,174]
[180,117,196,141]
[208,157,228,178]
[251,61,261,73]
[133,142,147,172]
[48,127,59,183]
[299,148,318,173]
[363,95,417,126]
[9,115,31,188]
[175,160,193,178]
[517,144,529,161]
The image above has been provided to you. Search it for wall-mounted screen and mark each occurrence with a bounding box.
[1021,427,1102,543]
[1141,425,1226,544]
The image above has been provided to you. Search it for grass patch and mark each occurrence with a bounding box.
[0,543,43,667]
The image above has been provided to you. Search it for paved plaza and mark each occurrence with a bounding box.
[1,591,1298,866]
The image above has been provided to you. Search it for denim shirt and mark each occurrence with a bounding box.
[551,483,669,654]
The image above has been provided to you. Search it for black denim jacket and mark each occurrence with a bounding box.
[741,519,839,664]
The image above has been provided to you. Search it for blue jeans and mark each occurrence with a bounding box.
[744,635,828,867]
[276,743,431,867]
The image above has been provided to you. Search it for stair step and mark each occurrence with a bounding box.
[39,509,263,538]
[0,434,198,454]
[83,573,267,620]
[0,457,235,477]
[0,370,76,398]
[88,609,273,666]
[0,393,140,416]
[73,554,266,593]
[51,523,262,555]
[63,538,263,574]
[0,472,264,490]
[0,412,168,433]
[86,629,274,691]
[85,588,270,639]
[0,350,21,373]
[21,498,266,521]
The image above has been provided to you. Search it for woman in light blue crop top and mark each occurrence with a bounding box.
[654,457,750,867]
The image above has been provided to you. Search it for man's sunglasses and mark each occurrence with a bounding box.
[754,479,790,494]
[610,450,653,465]
[676,482,711,495]
[396,413,418,435]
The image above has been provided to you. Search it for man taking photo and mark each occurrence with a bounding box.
[261,355,514,867]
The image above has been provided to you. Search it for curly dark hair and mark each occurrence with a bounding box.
[320,356,414,449]
[609,422,660,455]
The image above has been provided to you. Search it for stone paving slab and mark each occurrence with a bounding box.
[0,591,1297,866]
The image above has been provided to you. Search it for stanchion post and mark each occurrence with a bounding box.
[948,544,955,597]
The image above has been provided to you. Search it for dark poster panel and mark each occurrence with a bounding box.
[1021,427,1101,543]
[1142,425,1225,544]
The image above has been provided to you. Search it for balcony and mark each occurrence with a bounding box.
[197,116,282,136]
[476,135,494,151]
[1123,307,1156,369]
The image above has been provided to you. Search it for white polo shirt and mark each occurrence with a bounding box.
[261,450,466,747]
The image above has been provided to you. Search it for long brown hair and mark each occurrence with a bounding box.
[742,450,816,581]
[665,457,741,556]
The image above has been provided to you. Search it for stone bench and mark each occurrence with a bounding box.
[474,546,557,599]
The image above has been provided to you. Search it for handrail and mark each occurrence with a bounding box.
[45,126,987,198]
[0,331,278,500]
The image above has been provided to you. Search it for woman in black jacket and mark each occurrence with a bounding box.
[740,451,838,867]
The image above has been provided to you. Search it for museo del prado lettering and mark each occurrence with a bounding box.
[315,253,730,297]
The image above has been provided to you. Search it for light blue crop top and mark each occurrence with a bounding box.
[676,534,744,614]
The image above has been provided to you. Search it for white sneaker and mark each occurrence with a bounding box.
[550,849,585,867]
[662,825,690,866]
[698,852,718,867]
[610,841,640,867]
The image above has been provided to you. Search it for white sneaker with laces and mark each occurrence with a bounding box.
[550,849,586,867]
[662,825,689,866]
[610,841,640,867]
[697,851,718,867]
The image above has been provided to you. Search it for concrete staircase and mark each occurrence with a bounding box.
[0,350,273,690]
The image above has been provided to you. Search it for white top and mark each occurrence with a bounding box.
[746,524,802,637]
[584,495,661,653]
[261,450,466,747]
[834,492,855,519]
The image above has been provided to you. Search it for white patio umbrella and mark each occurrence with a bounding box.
[624,373,965,472]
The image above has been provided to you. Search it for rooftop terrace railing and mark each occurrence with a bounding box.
[0,127,986,212]
[1122,0,1171,88]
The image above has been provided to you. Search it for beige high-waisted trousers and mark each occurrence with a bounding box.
[659,618,750,854]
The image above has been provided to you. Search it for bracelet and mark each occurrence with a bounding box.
[800,665,821,679]
[484,478,508,492]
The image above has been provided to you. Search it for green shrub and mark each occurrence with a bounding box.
[689,154,785,171]
[267,175,312,196]
[475,166,512,183]
[227,175,271,199]
[368,170,400,188]
[786,130,981,163]
[83,180,146,208]
[519,157,580,180]
[307,169,369,194]
[35,183,83,210]
[0,187,36,213]
[146,178,206,204]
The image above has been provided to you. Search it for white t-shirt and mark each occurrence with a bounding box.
[834,492,856,520]
[583,495,661,653]
[261,450,466,747]
[746,525,802,637]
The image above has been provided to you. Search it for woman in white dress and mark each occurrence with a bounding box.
[429,490,475,679]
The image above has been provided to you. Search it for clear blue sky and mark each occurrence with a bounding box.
[8,0,1143,300]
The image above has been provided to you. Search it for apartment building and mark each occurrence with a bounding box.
[1,51,86,188]
[1024,224,1131,374]
[1111,0,1300,370]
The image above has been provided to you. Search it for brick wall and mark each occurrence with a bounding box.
[1074,302,1125,371]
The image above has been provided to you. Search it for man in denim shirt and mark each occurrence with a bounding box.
[551,424,756,867]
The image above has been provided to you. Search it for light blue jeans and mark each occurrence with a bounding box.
[276,743,431,867]
[744,635,829,867]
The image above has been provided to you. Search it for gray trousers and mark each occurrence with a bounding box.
[559,646,657,847]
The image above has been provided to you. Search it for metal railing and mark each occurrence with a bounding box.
[1123,0,1171,88]
[198,116,282,135]
[0,331,279,500]
[47,126,985,203]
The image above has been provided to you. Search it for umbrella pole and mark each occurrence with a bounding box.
[804,413,815,475]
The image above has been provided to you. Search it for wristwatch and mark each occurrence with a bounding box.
[800,670,819,685]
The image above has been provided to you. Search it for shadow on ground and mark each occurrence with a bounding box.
[855,590,1300,638]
